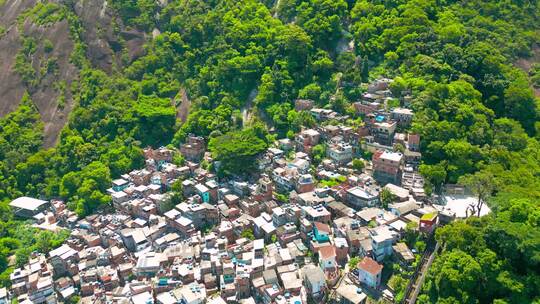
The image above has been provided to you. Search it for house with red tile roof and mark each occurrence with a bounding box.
[318,244,340,286]
[357,257,383,288]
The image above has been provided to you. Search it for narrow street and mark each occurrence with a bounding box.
[402,241,440,304]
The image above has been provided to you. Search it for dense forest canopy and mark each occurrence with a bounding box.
[0,0,539,302]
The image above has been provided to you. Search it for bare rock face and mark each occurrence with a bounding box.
[72,0,146,72]
[74,0,116,72]
[22,19,78,147]
[0,0,148,147]
[0,0,37,119]
[0,0,78,147]
[120,28,146,64]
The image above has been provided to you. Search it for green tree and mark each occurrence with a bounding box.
[404,221,419,248]
[311,144,326,165]
[431,250,482,302]
[0,0,538,300]
[352,159,365,172]
[380,188,396,209]
[209,127,268,176]
[168,179,184,205]
[361,56,369,82]
[419,164,447,195]
[60,161,111,216]
[458,171,495,217]
[241,228,255,240]
[388,274,408,303]
[502,70,538,134]
[348,256,360,270]
[394,143,405,153]
[298,83,322,101]
[296,0,348,49]
[133,95,177,147]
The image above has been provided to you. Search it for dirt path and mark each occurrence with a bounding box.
[515,45,540,98]
[273,0,282,18]
[242,88,257,127]
[176,88,191,123]
[336,35,353,55]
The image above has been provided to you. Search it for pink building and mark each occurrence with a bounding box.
[372,150,403,185]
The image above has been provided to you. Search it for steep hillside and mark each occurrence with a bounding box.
[0,0,75,147]
[0,0,36,120]
[0,0,146,147]
[0,0,538,302]
[515,46,540,98]
[70,0,146,72]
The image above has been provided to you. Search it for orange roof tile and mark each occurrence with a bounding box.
[319,245,336,259]
[358,257,383,275]
[314,222,331,234]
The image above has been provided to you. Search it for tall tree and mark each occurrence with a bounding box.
[361,55,369,82]
[458,171,495,217]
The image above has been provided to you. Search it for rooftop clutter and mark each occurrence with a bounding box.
[5,78,454,304]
